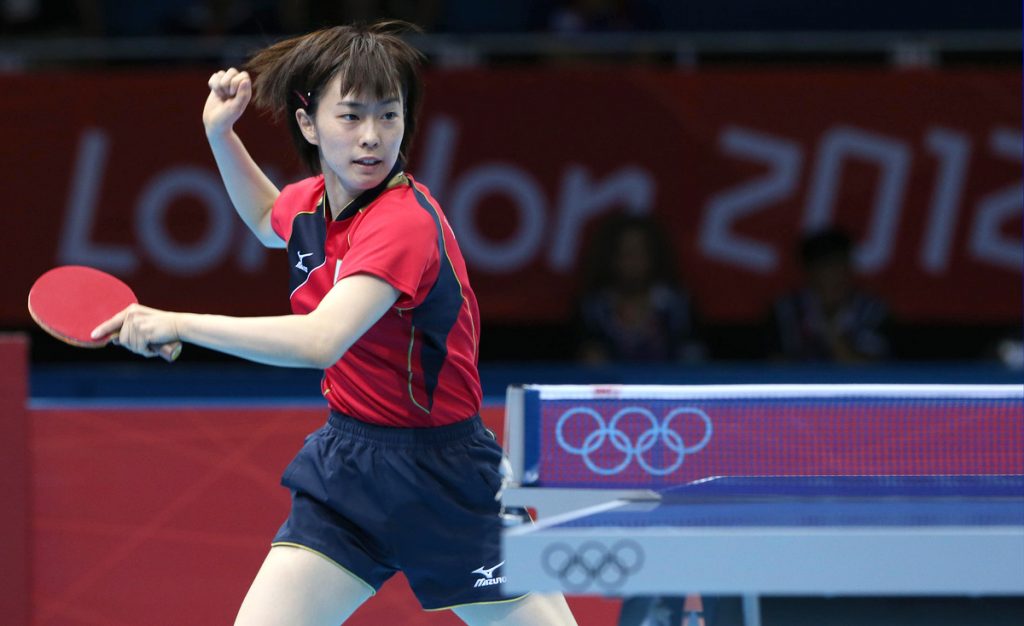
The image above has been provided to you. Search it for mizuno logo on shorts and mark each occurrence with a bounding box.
[472,561,507,587]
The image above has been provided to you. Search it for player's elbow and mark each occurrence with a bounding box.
[302,339,341,369]
[304,328,351,370]
[252,204,285,248]
[308,348,344,370]
[253,222,286,249]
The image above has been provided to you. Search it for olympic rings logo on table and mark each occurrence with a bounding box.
[555,406,713,476]
[541,540,644,592]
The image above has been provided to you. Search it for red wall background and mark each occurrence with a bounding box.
[1,69,1019,329]
[1,336,30,625]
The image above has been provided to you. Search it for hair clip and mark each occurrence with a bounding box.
[293,90,311,107]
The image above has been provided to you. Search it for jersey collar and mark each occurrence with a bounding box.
[329,159,407,222]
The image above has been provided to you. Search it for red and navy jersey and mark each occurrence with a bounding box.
[270,168,482,427]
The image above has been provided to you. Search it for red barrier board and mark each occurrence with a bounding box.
[29,404,618,625]
[0,69,1019,326]
[0,335,30,626]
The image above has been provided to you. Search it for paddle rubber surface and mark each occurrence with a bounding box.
[28,265,138,348]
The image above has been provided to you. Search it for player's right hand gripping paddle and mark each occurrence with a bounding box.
[28,265,182,361]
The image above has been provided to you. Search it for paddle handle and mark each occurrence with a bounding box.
[154,341,183,362]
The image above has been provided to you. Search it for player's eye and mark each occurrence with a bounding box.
[339,114,358,121]
[382,111,399,121]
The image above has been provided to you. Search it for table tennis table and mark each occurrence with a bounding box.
[499,384,1023,625]
[502,474,1024,624]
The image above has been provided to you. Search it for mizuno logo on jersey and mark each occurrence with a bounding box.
[295,251,314,273]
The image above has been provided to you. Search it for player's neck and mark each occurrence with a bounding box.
[322,173,355,221]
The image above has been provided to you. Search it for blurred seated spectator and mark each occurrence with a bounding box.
[300,1,441,36]
[990,328,1023,370]
[573,213,705,364]
[768,227,891,363]
[437,0,543,33]
[548,0,634,33]
[1,0,101,35]
[100,0,291,37]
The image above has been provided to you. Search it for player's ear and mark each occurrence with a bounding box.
[295,108,318,146]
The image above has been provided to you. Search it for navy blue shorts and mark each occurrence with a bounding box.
[272,411,525,610]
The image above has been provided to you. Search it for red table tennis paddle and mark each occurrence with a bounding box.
[28,265,182,361]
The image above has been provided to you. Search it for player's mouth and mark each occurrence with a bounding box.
[353,157,382,169]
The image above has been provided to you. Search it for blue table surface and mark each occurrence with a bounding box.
[662,475,1024,499]
[547,475,1024,529]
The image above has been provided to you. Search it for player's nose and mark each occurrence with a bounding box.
[359,120,380,149]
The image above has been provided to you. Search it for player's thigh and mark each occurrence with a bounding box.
[453,592,578,626]
[234,545,374,626]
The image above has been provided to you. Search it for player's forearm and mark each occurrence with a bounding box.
[206,130,282,247]
[174,312,345,369]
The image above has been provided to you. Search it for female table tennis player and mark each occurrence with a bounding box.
[92,20,576,626]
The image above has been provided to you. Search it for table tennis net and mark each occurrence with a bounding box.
[504,384,1023,488]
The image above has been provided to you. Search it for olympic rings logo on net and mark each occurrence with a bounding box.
[555,406,713,476]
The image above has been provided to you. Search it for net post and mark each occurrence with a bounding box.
[504,385,526,485]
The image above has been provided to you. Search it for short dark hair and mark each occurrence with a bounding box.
[582,214,679,292]
[246,20,425,174]
[799,227,853,267]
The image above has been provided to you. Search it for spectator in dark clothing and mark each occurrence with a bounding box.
[769,228,891,363]
[574,214,704,364]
